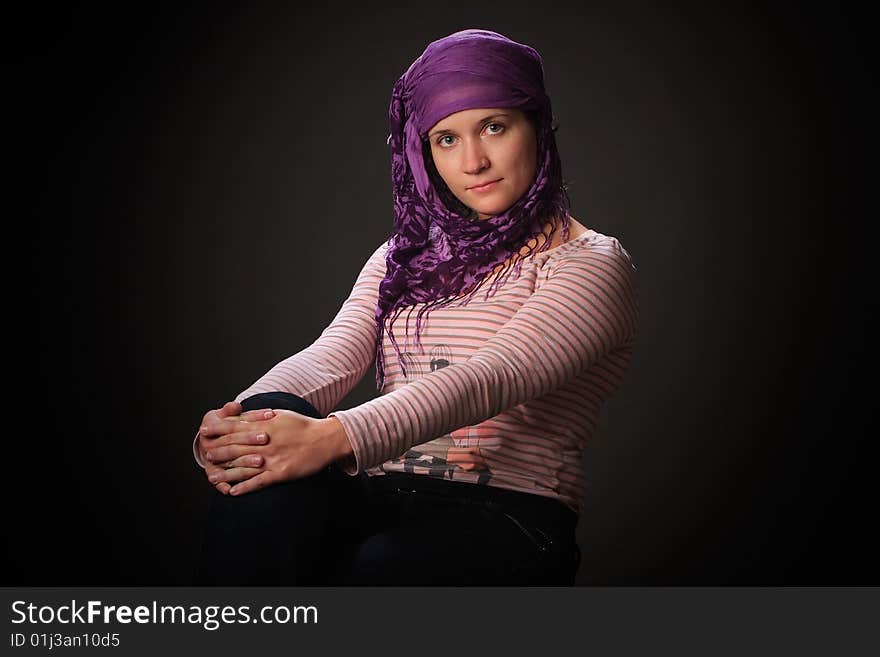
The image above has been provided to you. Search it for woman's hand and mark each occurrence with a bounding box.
[203,410,352,496]
[197,401,277,495]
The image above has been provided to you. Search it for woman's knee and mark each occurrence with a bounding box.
[240,391,322,418]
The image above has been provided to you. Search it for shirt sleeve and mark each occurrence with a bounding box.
[192,241,388,468]
[328,237,639,475]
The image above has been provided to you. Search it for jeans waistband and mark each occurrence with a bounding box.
[366,472,578,533]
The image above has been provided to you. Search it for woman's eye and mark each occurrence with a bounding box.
[438,135,455,147]
[485,123,504,134]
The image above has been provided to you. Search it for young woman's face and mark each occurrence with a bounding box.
[427,107,537,220]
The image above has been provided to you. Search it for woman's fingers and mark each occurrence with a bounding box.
[204,463,232,495]
[238,409,276,422]
[201,413,271,439]
[205,441,266,464]
[205,430,269,450]
[204,453,263,491]
[200,402,243,434]
[208,466,263,485]
[219,454,264,469]
[229,471,277,496]
[200,403,247,438]
[198,429,267,463]
[220,401,242,416]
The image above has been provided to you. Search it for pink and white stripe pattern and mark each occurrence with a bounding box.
[234,229,638,513]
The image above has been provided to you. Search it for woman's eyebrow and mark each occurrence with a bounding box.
[428,113,510,138]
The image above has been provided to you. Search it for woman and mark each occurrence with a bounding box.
[193,29,638,585]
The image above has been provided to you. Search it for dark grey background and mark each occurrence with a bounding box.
[11,1,874,585]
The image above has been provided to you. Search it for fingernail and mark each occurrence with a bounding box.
[200,426,208,436]
[208,475,219,483]
[251,457,262,466]
[256,433,267,443]
[263,410,274,419]
[205,452,213,461]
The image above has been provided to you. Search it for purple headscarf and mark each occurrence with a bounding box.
[375,29,571,389]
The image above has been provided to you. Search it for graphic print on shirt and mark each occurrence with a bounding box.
[390,343,492,484]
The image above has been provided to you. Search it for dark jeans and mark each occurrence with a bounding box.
[195,392,581,586]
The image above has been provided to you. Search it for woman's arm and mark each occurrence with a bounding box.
[328,237,639,474]
[204,237,638,496]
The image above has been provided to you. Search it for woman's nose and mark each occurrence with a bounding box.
[462,140,490,174]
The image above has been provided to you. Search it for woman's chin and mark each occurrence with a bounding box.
[473,205,510,220]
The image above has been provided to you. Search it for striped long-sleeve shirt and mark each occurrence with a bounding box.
[224,228,638,513]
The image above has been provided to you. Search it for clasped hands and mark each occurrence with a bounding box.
[197,401,352,496]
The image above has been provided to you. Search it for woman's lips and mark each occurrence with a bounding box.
[468,179,502,193]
